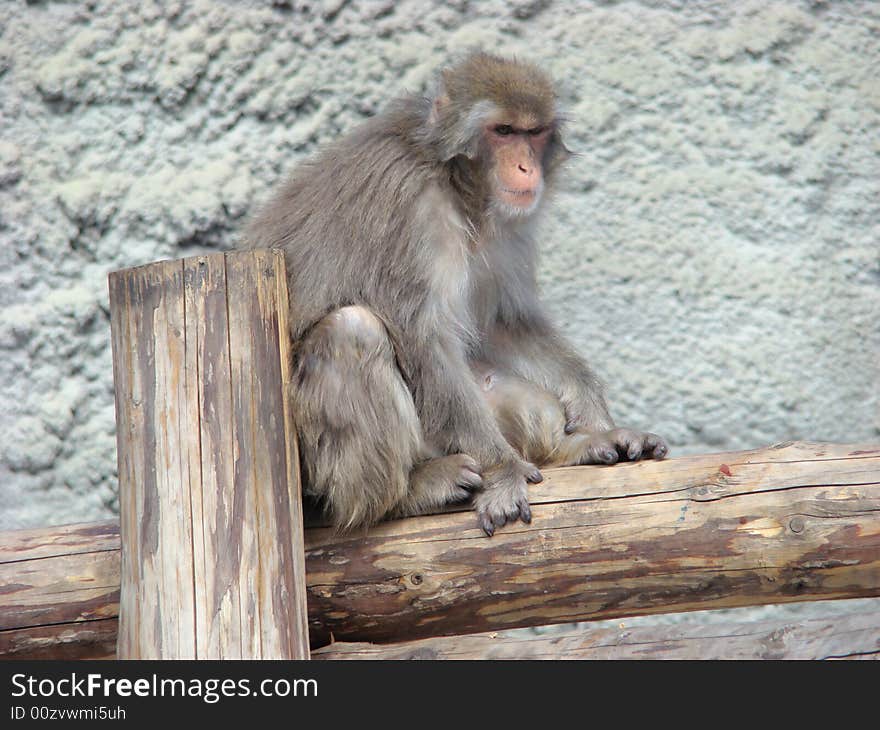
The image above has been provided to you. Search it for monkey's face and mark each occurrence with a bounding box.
[485,117,552,218]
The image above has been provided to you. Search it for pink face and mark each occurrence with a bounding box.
[486,120,553,213]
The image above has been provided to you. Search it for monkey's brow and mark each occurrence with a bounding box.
[500,125,546,134]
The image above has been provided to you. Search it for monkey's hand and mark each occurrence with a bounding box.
[474,459,543,537]
[570,427,668,465]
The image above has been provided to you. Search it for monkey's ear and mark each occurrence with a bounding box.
[545,112,574,162]
[429,93,450,126]
[428,70,453,126]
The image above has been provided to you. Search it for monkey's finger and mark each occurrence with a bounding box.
[478,503,509,535]
[525,465,543,483]
[458,470,484,491]
[460,454,483,476]
[478,512,496,537]
[518,498,532,524]
[645,434,669,459]
[495,495,521,524]
[587,439,618,465]
[624,435,644,461]
[607,428,635,454]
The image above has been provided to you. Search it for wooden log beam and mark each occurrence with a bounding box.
[107,250,309,659]
[305,440,880,644]
[0,441,878,658]
[313,602,880,660]
[0,521,119,660]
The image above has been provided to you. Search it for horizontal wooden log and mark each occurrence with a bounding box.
[313,602,880,660]
[0,520,120,658]
[1,441,879,658]
[0,521,118,659]
[0,621,117,661]
[305,440,880,645]
[0,519,121,660]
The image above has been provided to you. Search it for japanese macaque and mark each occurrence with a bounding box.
[243,52,667,536]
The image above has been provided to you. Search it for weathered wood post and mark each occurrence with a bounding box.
[108,249,309,659]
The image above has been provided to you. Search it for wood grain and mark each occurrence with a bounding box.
[1,621,118,661]
[1,441,877,658]
[313,605,880,660]
[303,441,880,645]
[107,250,309,659]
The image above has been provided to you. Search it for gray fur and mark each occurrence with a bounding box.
[242,53,667,535]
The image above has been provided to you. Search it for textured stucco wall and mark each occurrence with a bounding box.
[0,0,878,530]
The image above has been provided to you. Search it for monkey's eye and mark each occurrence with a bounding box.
[494,125,514,136]
[527,127,545,136]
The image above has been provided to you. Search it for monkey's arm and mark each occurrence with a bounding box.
[409,332,534,462]
[484,312,668,464]
[406,332,543,535]
[485,313,614,432]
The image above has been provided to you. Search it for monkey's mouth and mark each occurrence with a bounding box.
[495,179,544,216]
[500,188,538,207]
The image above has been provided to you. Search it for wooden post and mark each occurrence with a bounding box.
[108,249,309,659]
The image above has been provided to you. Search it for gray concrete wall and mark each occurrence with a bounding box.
[1,0,878,530]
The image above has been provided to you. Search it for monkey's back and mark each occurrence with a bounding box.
[242,96,442,343]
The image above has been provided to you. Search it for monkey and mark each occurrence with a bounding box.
[242,52,668,537]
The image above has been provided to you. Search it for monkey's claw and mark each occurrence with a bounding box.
[578,428,668,465]
[409,453,483,506]
[473,460,535,536]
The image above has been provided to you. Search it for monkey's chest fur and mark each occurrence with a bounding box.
[419,185,536,355]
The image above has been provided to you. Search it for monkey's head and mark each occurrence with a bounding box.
[427,52,569,219]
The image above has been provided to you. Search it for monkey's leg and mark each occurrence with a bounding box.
[392,453,483,518]
[293,306,480,530]
[475,366,567,466]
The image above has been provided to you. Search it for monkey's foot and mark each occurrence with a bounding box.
[393,454,483,517]
[474,459,542,537]
[568,427,668,465]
